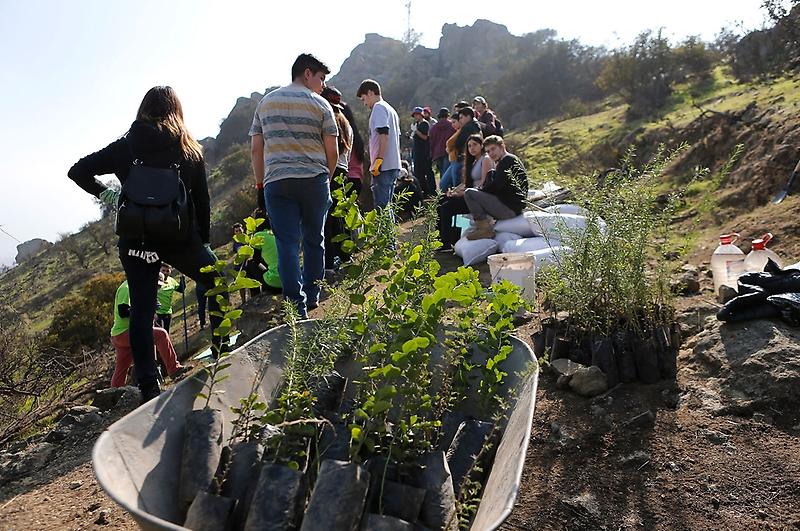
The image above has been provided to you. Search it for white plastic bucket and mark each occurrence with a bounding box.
[488,252,536,302]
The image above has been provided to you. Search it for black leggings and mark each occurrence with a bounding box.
[437,196,470,246]
[119,238,222,392]
[155,313,171,332]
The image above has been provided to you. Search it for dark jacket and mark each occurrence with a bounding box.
[481,153,528,215]
[454,119,482,157]
[68,120,211,245]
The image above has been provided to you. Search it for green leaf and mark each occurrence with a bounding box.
[233,233,248,244]
[369,342,387,354]
[245,217,257,233]
[372,400,391,415]
[349,293,366,305]
[237,245,254,259]
[224,310,243,320]
[350,426,363,441]
[375,385,397,400]
[200,265,214,273]
[286,460,300,471]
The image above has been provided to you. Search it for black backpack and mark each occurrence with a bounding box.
[494,118,505,137]
[115,159,193,243]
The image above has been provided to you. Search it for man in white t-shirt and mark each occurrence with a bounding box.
[356,79,401,210]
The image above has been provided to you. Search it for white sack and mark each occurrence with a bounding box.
[494,212,536,237]
[501,236,561,254]
[454,236,498,266]
[494,232,524,249]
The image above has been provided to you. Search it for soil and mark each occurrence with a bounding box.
[3,239,800,530]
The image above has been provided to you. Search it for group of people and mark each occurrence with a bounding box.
[66,52,528,403]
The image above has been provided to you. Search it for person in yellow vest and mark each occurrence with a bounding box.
[110,280,187,387]
[155,263,185,333]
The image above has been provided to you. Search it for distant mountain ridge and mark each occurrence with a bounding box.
[199,19,525,162]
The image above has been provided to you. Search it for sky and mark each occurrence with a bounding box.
[0,0,768,267]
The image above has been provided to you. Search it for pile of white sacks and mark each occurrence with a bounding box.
[453,204,605,267]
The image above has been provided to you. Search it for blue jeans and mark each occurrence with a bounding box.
[371,168,400,210]
[264,173,331,316]
[440,160,463,191]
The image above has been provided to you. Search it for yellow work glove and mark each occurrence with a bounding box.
[371,157,383,176]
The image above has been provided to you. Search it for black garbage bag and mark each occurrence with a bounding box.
[767,292,800,325]
[717,287,774,323]
[737,262,800,294]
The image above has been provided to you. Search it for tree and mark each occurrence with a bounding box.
[596,30,676,119]
[57,231,91,268]
[44,272,125,357]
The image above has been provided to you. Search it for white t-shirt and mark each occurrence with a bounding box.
[368,99,401,171]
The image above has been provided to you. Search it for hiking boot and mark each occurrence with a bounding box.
[465,218,496,240]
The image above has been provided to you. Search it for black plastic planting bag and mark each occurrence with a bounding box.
[633,335,660,384]
[244,462,306,531]
[221,441,263,530]
[359,513,414,530]
[591,336,620,387]
[301,459,371,531]
[411,452,458,531]
[366,478,426,523]
[612,330,637,383]
[184,490,235,531]
[445,420,494,496]
[313,371,347,415]
[180,409,224,514]
[318,421,351,462]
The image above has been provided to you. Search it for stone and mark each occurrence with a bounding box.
[69,480,82,490]
[717,285,738,304]
[6,442,55,477]
[87,502,102,512]
[624,410,656,429]
[95,510,110,525]
[551,358,582,378]
[561,493,601,521]
[752,413,773,425]
[549,423,578,448]
[568,366,608,397]
[672,272,701,295]
[681,263,699,274]
[704,430,729,445]
[619,451,651,467]
[555,374,571,390]
[95,386,141,415]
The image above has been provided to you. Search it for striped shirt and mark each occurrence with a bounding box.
[249,84,338,183]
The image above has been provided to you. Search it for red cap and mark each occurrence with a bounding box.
[719,233,739,245]
[751,233,773,251]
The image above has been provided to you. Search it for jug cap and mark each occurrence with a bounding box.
[751,232,773,251]
[719,233,740,245]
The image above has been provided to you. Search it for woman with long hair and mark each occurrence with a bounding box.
[339,94,365,198]
[436,134,493,251]
[321,86,358,269]
[68,86,223,403]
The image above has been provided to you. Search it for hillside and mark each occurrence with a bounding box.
[506,68,800,260]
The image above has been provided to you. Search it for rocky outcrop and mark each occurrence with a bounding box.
[15,238,51,264]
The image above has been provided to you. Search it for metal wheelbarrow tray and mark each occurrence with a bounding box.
[93,320,538,530]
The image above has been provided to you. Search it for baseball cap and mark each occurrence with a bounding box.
[423,106,432,114]
[437,107,450,119]
[473,96,487,105]
[411,106,424,116]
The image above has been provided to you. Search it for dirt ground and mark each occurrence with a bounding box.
[2,252,800,530]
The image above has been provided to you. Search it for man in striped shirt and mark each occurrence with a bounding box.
[250,53,338,318]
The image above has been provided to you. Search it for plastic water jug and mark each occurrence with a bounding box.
[744,233,783,273]
[710,233,745,293]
